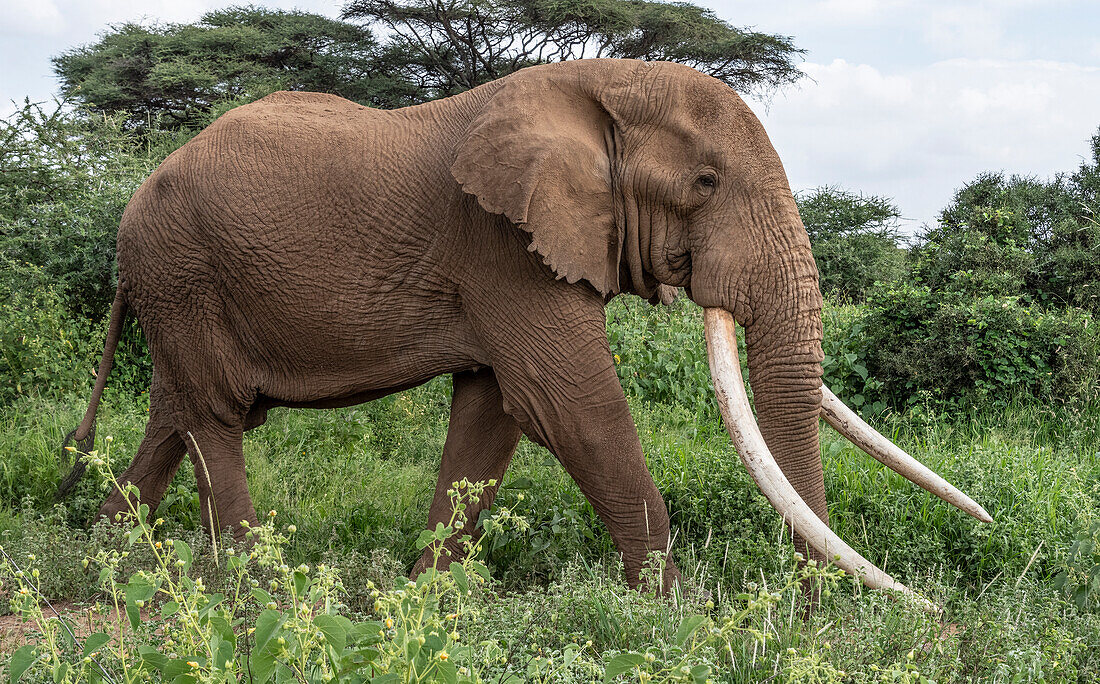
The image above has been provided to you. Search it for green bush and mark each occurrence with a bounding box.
[607,296,715,419]
[820,301,887,414]
[859,128,1100,409]
[797,186,907,302]
[0,102,161,402]
[0,275,152,407]
[0,101,159,318]
[0,281,98,405]
[919,133,1100,312]
[860,283,1100,408]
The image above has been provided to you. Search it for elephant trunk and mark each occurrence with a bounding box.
[701,244,989,606]
[741,261,829,558]
[704,307,923,602]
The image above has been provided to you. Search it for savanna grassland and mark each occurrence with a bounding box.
[4,6,1100,677]
[3,295,1100,682]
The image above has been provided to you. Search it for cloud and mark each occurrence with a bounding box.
[0,0,65,37]
[750,57,1100,231]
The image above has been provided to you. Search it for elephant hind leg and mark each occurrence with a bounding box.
[183,419,259,538]
[412,368,522,577]
[98,406,187,524]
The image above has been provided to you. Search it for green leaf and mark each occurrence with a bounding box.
[253,609,286,653]
[249,648,276,684]
[292,570,308,596]
[371,675,400,684]
[173,539,193,573]
[137,646,169,673]
[83,632,111,657]
[450,562,468,595]
[211,632,235,670]
[563,644,579,667]
[314,614,347,653]
[250,588,273,605]
[435,659,458,684]
[604,653,646,681]
[9,644,38,683]
[674,614,707,647]
[416,528,436,550]
[125,602,141,631]
[127,525,144,546]
[468,560,491,583]
[161,601,179,619]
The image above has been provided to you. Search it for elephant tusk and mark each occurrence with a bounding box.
[819,386,993,523]
[704,308,933,608]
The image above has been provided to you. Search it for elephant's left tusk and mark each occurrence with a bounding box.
[819,385,993,524]
[704,309,934,610]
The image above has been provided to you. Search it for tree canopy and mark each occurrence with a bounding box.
[52,7,414,129]
[53,2,804,127]
[341,0,804,100]
[795,186,905,301]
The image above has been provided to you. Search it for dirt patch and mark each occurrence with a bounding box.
[0,601,134,655]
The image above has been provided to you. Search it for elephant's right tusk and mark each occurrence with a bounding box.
[704,308,933,609]
[819,385,993,523]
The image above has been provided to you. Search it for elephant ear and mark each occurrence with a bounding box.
[451,66,629,296]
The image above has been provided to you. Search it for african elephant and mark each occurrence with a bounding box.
[64,58,989,595]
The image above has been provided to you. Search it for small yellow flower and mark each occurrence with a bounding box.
[614,354,621,364]
[385,618,394,629]
[439,652,449,661]
[187,661,200,669]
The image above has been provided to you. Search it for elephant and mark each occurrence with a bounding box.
[63,58,989,596]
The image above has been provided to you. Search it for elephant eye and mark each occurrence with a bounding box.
[696,173,717,191]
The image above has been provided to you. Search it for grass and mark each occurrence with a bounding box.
[2,297,1100,681]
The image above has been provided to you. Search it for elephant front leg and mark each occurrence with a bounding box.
[413,367,522,577]
[464,290,682,593]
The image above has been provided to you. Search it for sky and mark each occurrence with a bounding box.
[2,0,1099,233]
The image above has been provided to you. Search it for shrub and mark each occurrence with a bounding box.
[820,301,887,414]
[861,129,1100,409]
[0,101,157,318]
[0,102,160,401]
[0,281,98,405]
[607,296,715,419]
[797,186,907,302]
[920,135,1100,313]
[861,283,1100,408]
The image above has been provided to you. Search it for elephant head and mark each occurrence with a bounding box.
[452,59,988,597]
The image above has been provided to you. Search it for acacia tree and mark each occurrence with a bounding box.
[52,7,414,129]
[55,2,804,125]
[342,0,805,100]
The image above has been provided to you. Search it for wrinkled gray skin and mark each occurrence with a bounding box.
[72,59,824,591]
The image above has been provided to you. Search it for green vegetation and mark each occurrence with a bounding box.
[52,7,398,130]
[54,2,804,127]
[6,8,1100,680]
[796,187,907,302]
[4,298,1100,681]
[853,134,1100,411]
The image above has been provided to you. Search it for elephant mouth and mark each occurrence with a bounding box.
[704,308,991,608]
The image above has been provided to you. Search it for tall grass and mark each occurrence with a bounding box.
[2,296,1100,680]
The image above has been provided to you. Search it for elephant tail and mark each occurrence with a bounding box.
[56,288,129,499]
